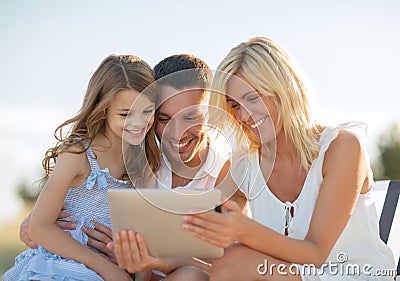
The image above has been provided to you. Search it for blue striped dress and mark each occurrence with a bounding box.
[2,146,132,281]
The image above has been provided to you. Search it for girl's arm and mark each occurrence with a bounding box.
[19,205,75,249]
[183,130,370,267]
[29,150,131,281]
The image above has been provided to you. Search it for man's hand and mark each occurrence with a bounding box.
[109,230,160,273]
[19,211,37,248]
[82,221,116,264]
[20,205,74,248]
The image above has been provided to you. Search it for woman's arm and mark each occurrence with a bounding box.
[183,130,370,267]
[29,151,131,281]
[215,159,248,212]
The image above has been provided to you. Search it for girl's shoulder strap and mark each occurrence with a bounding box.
[80,140,100,171]
[86,147,101,171]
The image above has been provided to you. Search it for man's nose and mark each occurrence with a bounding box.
[169,119,187,140]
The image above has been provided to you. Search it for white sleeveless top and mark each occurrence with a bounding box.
[232,123,395,280]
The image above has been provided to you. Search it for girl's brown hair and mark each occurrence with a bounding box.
[42,54,160,183]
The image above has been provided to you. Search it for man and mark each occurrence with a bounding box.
[19,54,246,280]
[153,54,228,190]
[112,54,242,280]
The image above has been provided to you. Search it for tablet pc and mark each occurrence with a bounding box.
[108,188,223,258]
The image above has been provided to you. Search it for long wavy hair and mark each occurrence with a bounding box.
[210,37,320,170]
[42,54,160,183]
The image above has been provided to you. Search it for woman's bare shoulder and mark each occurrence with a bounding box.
[323,129,365,177]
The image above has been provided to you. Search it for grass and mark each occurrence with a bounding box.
[0,207,31,276]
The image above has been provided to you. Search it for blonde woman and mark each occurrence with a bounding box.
[182,37,395,280]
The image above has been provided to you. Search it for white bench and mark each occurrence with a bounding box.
[374,180,400,279]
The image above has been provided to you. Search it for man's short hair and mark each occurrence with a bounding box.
[153,54,212,89]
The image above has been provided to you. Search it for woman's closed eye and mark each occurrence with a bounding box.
[247,95,259,103]
[227,99,240,109]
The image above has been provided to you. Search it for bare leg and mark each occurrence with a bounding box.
[163,265,209,281]
[136,271,152,281]
[210,244,302,281]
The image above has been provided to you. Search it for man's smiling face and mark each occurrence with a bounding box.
[155,85,209,167]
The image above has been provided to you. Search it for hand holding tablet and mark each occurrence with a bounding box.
[108,188,223,258]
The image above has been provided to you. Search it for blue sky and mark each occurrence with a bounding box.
[1,0,399,224]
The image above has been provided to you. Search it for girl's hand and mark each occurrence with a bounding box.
[109,230,161,273]
[181,199,247,248]
[82,221,116,264]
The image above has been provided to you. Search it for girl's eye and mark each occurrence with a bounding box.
[119,113,128,117]
[143,109,154,114]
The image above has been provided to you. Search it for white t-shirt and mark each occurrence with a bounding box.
[156,141,227,190]
[153,140,227,278]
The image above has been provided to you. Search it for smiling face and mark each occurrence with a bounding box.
[226,74,278,144]
[155,85,208,166]
[106,89,155,145]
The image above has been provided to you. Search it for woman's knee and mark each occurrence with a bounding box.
[164,265,209,281]
[211,244,247,280]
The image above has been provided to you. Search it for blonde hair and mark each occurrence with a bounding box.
[42,54,160,182]
[210,37,320,170]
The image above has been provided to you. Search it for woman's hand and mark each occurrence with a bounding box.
[82,221,116,264]
[19,205,74,248]
[108,230,161,273]
[181,199,247,248]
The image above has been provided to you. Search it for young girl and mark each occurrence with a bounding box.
[2,54,160,281]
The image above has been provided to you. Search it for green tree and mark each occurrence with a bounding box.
[16,179,40,207]
[376,122,400,180]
